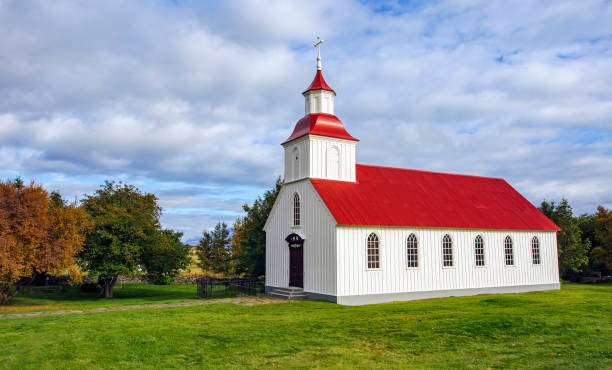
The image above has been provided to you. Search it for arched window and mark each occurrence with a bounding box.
[474,235,485,267]
[406,233,418,268]
[367,233,380,269]
[293,193,300,227]
[442,234,453,267]
[292,147,300,180]
[532,236,541,265]
[504,236,514,266]
[326,146,340,180]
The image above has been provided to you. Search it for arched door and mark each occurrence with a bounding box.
[285,233,304,288]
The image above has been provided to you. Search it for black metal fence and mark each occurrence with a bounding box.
[196,277,263,299]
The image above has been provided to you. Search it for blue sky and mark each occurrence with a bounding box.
[1,0,611,242]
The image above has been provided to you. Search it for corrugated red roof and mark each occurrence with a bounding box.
[303,70,335,94]
[283,113,359,144]
[310,164,560,231]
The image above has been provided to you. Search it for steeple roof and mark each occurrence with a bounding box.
[282,113,358,144]
[303,70,336,95]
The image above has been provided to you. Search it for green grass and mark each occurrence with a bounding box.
[0,284,199,314]
[0,283,611,368]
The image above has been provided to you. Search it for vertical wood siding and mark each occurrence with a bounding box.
[308,136,356,182]
[283,136,356,183]
[265,180,338,295]
[283,137,310,183]
[336,227,559,296]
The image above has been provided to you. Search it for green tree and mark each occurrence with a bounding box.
[141,229,191,284]
[196,222,232,274]
[591,206,612,274]
[539,199,590,280]
[232,177,282,276]
[81,182,160,298]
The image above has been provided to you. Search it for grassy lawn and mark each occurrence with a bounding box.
[0,283,610,368]
[0,284,199,314]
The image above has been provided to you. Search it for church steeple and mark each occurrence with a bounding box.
[282,38,357,183]
[303,37,335,115]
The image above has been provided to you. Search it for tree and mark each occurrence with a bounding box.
[0,180,91,304]
[196,222,232,274]
[232,177,282,276]
[141,229,191,284]
[591,206,612,274]
[81,182,160,298]
[539,199,590,280]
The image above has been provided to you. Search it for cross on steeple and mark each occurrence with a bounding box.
[313,36,324,70]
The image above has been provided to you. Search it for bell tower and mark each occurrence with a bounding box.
[282,37,358,183]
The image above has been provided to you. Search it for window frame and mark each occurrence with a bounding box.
[531,236,542,265]
[474,235,485,268]
[366,232,381,270]
[442,234,454,268]
[504,235,515,267]
[291,147,300,180]
[292,192,301,228]
[406,233,419,269]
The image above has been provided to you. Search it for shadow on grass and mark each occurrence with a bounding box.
[1,283,199,312]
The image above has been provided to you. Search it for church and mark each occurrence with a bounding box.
[264,45,561,305]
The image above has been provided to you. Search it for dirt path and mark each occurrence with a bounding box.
[0,296,287,320]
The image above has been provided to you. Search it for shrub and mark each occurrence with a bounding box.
[155,275,174,285]
[80,282,99,293]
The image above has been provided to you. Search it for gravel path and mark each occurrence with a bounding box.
[0,296,286,319]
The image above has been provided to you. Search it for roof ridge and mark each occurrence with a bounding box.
[356,163,504,181]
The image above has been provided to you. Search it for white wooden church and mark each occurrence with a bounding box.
[264,45,560,305]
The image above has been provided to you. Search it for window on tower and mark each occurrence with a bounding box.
[326,146,340,180]
[292,147,300,180]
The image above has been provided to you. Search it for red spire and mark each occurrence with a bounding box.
[303,70,336,95]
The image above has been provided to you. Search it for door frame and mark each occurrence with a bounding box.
[285,233,305,288]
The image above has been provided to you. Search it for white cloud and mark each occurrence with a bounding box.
[1,0,611,239]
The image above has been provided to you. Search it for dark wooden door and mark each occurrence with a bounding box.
[289,245,303,288]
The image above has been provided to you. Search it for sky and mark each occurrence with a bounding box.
[1,0,611,243]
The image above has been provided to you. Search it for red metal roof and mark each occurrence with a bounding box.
[283,113,359,144]
[310,164,560,231]
[303,70,336,94]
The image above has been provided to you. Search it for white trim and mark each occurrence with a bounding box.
[503,235,515,267]
[334,224,558,232]
[365,232,382,271]
[441,233,454,269]
[334,284,561,306]
[474,234,486,268]
[292,191,301,227]
[263,185,286,231]
[405,233,419,269]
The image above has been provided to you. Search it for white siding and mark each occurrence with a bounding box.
[283,137,310,183]
[283,135,356,183]
[304,90,335,115]
[265,180,338,295]
[308,135,356,182]
[336,226,559,297]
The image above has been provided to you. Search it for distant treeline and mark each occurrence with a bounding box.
[1,175,610,305]
[538,200,611,280]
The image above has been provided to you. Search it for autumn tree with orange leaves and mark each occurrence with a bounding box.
[0,179,91,304]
